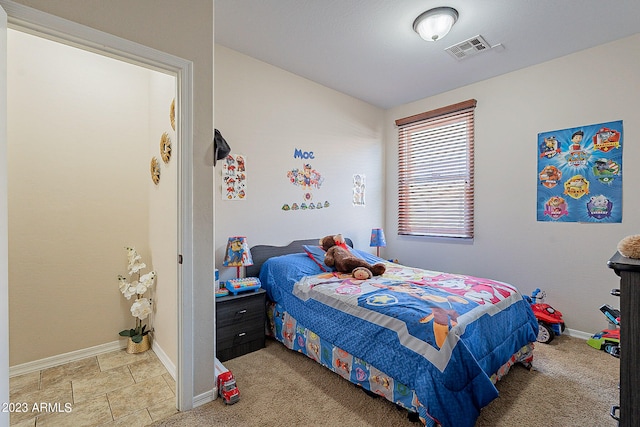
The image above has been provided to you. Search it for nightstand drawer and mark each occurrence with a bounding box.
[216,296,264,329]
[216,288,266,361]
[217,325,264,349]
[217,338,264,362]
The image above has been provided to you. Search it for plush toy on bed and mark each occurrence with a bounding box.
[320,234,386,279]
[617,234,640,259]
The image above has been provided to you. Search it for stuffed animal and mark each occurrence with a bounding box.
[320,234,386,279]
[617,234,640,259]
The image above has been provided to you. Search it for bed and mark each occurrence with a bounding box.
[247,238,538,427]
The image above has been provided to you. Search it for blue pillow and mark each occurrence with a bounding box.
[350,248,384,263]
[302,245,334,272]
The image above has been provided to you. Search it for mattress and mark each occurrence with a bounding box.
[258,248,538,427]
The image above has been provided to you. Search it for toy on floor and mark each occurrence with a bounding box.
[523,288,565,343]
[587,329,620,358]
[587,303,621,358]
[217,370,240,405]
[599,304,620,326]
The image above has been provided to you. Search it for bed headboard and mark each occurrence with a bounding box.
[246,237,353,278]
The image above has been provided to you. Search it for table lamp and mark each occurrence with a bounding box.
[222,236,253,278]
[370,228,386,257]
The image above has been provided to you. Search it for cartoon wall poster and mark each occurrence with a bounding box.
[282,148,329,212]
[537,120,622,222]
[222,154,247,200]
[353,174,366,206]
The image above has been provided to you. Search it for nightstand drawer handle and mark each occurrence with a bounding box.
[236,309,247,315]
[237,332,246,337]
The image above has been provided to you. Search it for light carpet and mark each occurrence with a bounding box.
[151,335,619,426]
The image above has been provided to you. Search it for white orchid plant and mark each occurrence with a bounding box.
[117,247,156,343]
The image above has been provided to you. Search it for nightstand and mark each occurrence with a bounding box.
[216,288,266,362]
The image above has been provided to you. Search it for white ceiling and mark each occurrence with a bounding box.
[215,0,640,109]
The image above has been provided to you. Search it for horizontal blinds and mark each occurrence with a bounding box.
[397,100,476,238]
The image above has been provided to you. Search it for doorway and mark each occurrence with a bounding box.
[7,26,179,371]
[1,16,201,423]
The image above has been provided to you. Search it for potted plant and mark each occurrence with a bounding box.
[117,247,156,353]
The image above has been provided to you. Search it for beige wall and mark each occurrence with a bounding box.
[385,34,640,335]
[8,29,153,365]
[148,72,178,368]
[8,29,177,367]
[10,0,214,397]
[214,45,385,281]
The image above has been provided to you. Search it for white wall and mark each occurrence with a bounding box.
[385,34,640,335]
[214,45,385,281]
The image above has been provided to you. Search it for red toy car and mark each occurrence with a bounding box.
[524,288,565,343]
[217,371,240,405]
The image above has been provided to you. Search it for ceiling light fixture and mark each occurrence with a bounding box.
[413,7,458,42]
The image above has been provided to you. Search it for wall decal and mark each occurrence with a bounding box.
[283,155,329,212]
[160,132,172,163]
[537,120,622,222]
[353,174,365,206]
[170,98,176,131]
[222,154,246,200]
[150,157,160,185]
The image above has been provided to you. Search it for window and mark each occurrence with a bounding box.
[396,99,476,239]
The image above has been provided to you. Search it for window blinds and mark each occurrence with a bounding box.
[396,99,476,238]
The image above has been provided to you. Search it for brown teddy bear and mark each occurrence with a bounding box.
[618,234,640,259]
[320,234,386,279]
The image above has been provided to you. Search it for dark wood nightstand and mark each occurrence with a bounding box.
[608,252,640,426]
[216,288,266,362]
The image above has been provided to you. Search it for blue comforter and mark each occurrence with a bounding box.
[260,251,538,427]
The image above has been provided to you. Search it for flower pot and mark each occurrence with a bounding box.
[126,334,150,354]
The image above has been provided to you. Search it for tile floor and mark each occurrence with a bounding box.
[9,348,178,426]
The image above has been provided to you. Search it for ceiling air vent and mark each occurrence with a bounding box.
[445,35,491,60]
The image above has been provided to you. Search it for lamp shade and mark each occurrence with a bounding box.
[413,7,458,42]
[222,236,253,267]
[370,228,387,248]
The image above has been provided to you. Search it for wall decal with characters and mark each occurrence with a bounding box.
[222,154,247,200]
[282,148,330,211]
[353,174,365,206]
[537,120,622,222]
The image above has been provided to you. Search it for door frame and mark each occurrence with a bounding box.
[0,4,9,426]
[0,0,195,410]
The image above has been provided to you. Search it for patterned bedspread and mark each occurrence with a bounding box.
[259,253,538,427]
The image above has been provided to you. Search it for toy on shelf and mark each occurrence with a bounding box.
[225,277,261,295]
[215,268,229,297]
[587,303,621,358]
[215,287,229,298]
[523,288,565,343]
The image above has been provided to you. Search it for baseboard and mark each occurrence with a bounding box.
[10,338,182,381]
[152,340,176,380]
[565,328,593,341]
[9,340,126,377]
[193,389,214,408]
